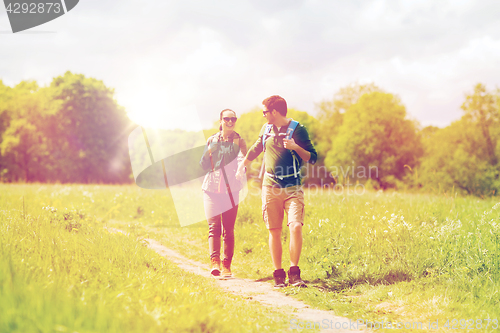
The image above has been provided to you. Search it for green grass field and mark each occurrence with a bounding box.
[0,184,293,333]
[1,183,499,332]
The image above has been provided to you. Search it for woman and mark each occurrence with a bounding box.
[200,109,247,278]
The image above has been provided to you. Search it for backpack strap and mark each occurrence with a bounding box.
[262,124,273,151]
[286,120,300,178]
[263,120,299,151]
[207,133,219,171]
[285,120,299,140]
[231,132,240,149]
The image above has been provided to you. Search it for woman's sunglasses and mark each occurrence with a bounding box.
[223,117,237,123]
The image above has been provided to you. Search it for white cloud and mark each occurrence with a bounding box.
[1,0,500,130]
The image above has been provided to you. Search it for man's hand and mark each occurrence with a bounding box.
[236,162,246,180]
[283,138,311,162]
[283,138,299,150]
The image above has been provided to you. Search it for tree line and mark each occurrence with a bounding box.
[210,82,499,196]
[1,72,498,196]
[0,72,132,183]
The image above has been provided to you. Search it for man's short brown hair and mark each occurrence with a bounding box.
[262,95,287,116]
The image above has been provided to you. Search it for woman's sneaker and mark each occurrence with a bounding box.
[210,257,221,277]
[221,258,232,279]
[288,266,307,287]
[273,268,287,288]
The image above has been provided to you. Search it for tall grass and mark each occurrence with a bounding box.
[101,184,500,323]
[235,189,500,321]
[3,183,499,326]
[0,184,292,332]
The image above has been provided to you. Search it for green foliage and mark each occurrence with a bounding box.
[417,122,498,195]
[0,72,133,183]
[417,84,500,196]
[0,81,58,182]
[2,75,499,199]
[0,80,13,135]
[315,83,383,164]
[233,107,265,146]
[461,83,499,166]
[287,108,320,144]
[48,72,133,183]
[326,92,423,188]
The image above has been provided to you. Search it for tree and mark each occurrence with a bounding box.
[418,121,500,195]
[0,80,12,134]
[325,92,423,188]
[461,83,499,166]
[0,80,12,180]
[47,72,133,183]
[315,82,384,164]
[0,81,56,181]
[0,72,133,183]
[229,107,265,146]
[417,84,500,196]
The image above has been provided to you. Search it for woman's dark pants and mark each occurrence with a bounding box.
[203,191,239,261]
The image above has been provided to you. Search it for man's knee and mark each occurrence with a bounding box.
[288,221,303,234]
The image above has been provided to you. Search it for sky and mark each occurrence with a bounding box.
[1,0,500,131]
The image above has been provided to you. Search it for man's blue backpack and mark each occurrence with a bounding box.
[262,120,299,151]
[261,120,300,180]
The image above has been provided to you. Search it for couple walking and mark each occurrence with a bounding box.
[200,95,317,288]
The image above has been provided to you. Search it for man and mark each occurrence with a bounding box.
[236,95,317,287]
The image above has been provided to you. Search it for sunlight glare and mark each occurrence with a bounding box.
[124,95,202,132]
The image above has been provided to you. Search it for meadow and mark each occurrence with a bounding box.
[0,184,292,333]
[1,183,499,332]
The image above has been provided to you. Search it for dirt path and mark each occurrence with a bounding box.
[111,227,368,332]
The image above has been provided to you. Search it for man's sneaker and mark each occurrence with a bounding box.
[288,266,307,287]
[273,268,287,288]
[221,258,232,279]
[210,257,221,277]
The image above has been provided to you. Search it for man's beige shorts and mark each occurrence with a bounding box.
[262,185,305,230]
